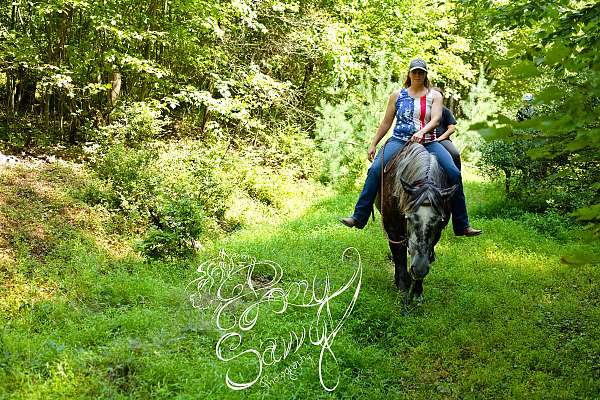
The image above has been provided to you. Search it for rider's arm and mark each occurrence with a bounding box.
[438,108,457,141]
[438,124,456,141]
[368,91,399,160]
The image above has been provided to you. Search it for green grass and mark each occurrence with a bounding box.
[1,164,599,399]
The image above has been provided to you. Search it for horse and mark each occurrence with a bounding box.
[375,142,457,309]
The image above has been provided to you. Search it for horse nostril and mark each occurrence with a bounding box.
[409,265,418,280]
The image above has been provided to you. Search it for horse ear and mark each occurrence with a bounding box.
[439,184,458,199]
[400,177,416,193]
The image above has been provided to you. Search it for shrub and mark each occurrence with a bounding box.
[87,141,233,258]
[90,143,157,217]
[85,133,321,258]
[478,138,598,213]
[138,194,205,258]
[478,139,528,195]
[97,101,168,147]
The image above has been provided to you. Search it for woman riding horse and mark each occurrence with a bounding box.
[340,58,481,237]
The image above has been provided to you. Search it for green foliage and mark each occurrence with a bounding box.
[479,137,597,214]
[0,0,345,150]
[572,203,600,238]
[88,142,232,258]
[453,68,501,163]
[137,195,205,259]
[314,98,365,186]
[315,63,397,187]
[99,101,168,146]
[461,0,600,235]
[91,143,157,217]
[85,138,319,258]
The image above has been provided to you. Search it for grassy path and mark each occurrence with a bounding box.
[0,165,599,399]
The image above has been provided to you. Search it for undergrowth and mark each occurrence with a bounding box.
[0,162,598,399]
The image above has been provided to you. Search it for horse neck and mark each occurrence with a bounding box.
[399,147,435,185]
[392,146,447,211]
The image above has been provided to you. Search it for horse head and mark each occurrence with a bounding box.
[399,177,456,280]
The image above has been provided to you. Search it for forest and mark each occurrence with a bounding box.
[0,0,599,398]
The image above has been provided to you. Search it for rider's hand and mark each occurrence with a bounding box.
[367,145,376,162]
[410,131,425,143]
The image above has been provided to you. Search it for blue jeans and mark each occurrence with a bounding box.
[351,137,470,232]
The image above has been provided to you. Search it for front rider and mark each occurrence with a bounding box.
[340,58,482,237]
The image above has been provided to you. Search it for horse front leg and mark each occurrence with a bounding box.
[391,243,414,316]
[389,241,410,291]
[381,193,412,304]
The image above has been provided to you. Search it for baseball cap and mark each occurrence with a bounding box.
[409,58,428,72]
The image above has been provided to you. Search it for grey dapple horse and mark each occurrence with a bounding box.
[376,143,457,309]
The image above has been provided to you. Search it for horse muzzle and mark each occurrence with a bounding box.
[409,253,430,280]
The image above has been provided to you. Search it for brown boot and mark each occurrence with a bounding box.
[455,226,482,237]
[340,217,358,228]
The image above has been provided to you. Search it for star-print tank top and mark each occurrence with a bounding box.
[392,88,435,143]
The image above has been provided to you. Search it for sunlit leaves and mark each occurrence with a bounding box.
[119,55,170,79]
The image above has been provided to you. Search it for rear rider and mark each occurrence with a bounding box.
[431,87,461,170]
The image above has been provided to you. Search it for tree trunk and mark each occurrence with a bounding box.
[6,71,18,122]
[10,3,16,29]
[59,94,64,141]
[16,66,37,113]
[44,91,50,132]
[109,70,122,108]
[68,98,78,144]
[301,62,313,90]
[199,106,210,137]
[504,169,511,194]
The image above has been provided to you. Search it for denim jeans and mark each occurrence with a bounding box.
[438,139,461,170]
[351,137,470,233]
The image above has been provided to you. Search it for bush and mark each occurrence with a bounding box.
[84,132,322,258]
[478,138,597,213]
[97,101,168,147]
[137,194,205,258]
[261,123,323,181]
[478,139,528,194]
[90,143,157,217]
[87,141,233,258]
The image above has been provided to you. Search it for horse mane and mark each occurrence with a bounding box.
[386,143,449,214]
